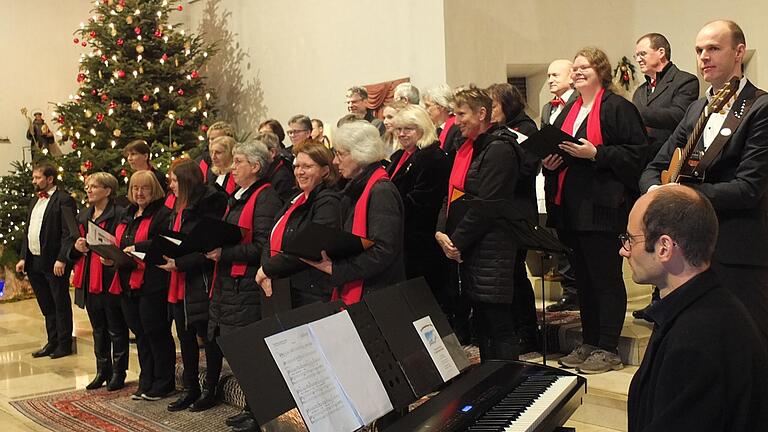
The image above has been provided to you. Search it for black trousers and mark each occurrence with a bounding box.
[171,302,222,390]
[86,293,129,373]
[121,290,176,394]
[512,249,538,342]
[472,301,519,361]
[27,255,73,349]
[712,261,768,347]
[559,231,626,352]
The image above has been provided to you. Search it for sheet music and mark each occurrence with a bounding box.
[160,235,182,246]
[87,220,116,246]
[413,316,460,382]
[130,251,146,261]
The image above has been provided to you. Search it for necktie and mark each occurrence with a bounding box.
[37,191,49,199]
[551,97,565,108]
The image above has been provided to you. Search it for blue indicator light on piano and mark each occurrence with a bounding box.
[461,405,473,412]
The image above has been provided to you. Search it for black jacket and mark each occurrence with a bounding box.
[266,155,297,203]
[20,187,78,271]
[437,124,523,303]
[640,81,768,266]
[70,201,124,308]
[114,199,172,297]
[440,122,464,163]
[261,185,342,303]
[329,163,406,295]
[627,270,768,431]
[169,185,228,327]
[632,62,699,163]
[387,142,450,287]
[208,179,282,335]
[544,90,647,233]
[504,112,540,223]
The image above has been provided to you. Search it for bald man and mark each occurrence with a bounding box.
[541,59,578,126]
[640,20,768,345]
[624,185,768,431]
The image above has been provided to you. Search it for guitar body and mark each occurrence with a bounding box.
[660,147,683,184]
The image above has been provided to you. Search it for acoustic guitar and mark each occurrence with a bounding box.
[660,76,740,184]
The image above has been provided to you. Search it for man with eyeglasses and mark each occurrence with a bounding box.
[346,86,385,135]
[286,114,313,154]
[631,33,699,321]
[623,184,768,431]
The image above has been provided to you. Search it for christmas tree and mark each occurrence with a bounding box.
[0,0,217,267]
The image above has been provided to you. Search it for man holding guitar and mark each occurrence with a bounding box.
[640,20,768,346]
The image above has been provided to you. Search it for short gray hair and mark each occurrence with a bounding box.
[233,140,270,177]
[333,122,387,165]
[394,82,420,104]
[423,84,453,110]
[254,131,279,151]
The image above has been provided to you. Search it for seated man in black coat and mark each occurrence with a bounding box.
[624,185,768,431]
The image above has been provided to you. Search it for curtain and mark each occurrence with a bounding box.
[364,77,410,118]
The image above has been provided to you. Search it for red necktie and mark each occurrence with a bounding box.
[650,78,657,88]
[551,97,565,108]
[37,191,49,199]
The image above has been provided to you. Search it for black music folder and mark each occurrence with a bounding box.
[88,244,138,269]
[280,222,373,261]
[154,216,242,258]
[521,124,579,164]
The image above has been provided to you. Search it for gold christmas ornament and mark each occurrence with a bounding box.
[84,109,93,118]
[113,128,122,137]
[126,16,133,25]
[116,4,124,12]
[172,141,179,149]
[174,58,179,67]
[153,103,160,110]
[110,28,117,37]
[131,101,140,110]
[135,44,144,54]
[139,66,144,74]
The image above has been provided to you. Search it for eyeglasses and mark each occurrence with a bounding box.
[619,233,645,252]
[287,129,309,136]
[333,149,350,158]
[395,126,418,134]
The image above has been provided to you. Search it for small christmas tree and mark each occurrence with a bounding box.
[0,162,34,268]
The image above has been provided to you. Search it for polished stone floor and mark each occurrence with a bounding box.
[0,296,633,431]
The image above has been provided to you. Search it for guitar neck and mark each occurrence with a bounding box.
[680,107,710,162]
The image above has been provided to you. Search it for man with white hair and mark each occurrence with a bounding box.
[393,82,420,105]
[423,84,462,158]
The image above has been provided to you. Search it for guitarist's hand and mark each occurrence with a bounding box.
[560,139,598,160]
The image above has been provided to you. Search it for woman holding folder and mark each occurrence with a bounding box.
[256,142,342,306]
[70,172,129,391]
[205,141,282,431]
[207,135,238,195]
[157,159,228,412]
[110,170,175,400]
[542,48,646,374]
[302,121,406,304]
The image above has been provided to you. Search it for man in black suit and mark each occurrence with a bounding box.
[631,33,699,320]
[640,20,768,346]
[624,185,768,431]
[346,86,385,135]
[16,162,77,358]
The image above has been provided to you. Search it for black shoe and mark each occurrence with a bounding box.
[226,410,253,427]
[32,344,57,358]
[232,417,261,432]
[167,388,201,412]
[188,389,218,412]
[86,369,111,390]
[142,388,175,401]
[49,347,73,359]
[131,389,145,400]
[546,296,579,312]
[106,372,126,391]
[632,304,653,322]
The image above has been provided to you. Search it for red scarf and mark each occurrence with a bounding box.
[555,88,605,205]
[269,193,307,257]
[209,183,271,299]
[164,193,176,209]
[108,215,154,294]
[224,174,237,195]
[199,158,209,183]
[439,115,456,150]
[331,167,389,305]
[73,221,107,294]
[167,206,186,303]
[391,148,416,178]
[447,138,474,212]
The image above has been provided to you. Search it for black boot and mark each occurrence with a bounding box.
[107,325,129,391]
[167,387,201,412]
[226,409,253,427]
[86,327,112,390]
[232,416,261,432]
[188,385,218,412]
[106,371,126,391]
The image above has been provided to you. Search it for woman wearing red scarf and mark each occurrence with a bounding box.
[158,159,228,412]
[205,141,282,432]
[207,135,238,196]
[70,172,128,391]
[423,84,463,160]
[542,48,647,374]
[111,170,174,400]
[256,142,342,307]
[434,86,525,362]
[302,122,405,304]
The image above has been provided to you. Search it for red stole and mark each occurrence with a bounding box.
[224,174,237,195]
[167,206,186,303]
[439,115,456,150]
[447,138,474,212]
[555,88,605,205]
[108,215,154,294]
[331,167,389,305]
[269,193,308,257]
[164,193,176,209]
[391,148,415,178]
[73,221,107,294]
[199,158,209,183]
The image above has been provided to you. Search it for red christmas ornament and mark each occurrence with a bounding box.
[57,115,65,124]
[89,31,96,38]
[73,37,80,44]
[134,26,141,35]
[154,29,163,38]
[109,100,118,109]
[177,89,184,96]
[76,73,86,83]
[118,0,125,6]
[71,142,78,150]
[176,119,184,126]
[117,70,126,78]
[178,5,183,11]
[101,93,109,101]
[161,53,168,61]
[84,160,93,170]
[142,94,150,102]
[81,41,87,47]
[120,168,128,177]
[91,89,98,95]
[101,55,107,61]
[200,124,208,132]
[190,70,199,79]
[96,113,105,122]
[117,38,124,46]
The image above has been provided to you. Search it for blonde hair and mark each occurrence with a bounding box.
[127,170,165,204]
[209,136,236,175]
[87,172,118,199]
[393,105,438,149]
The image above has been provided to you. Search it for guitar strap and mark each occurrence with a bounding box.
[693,88,768,177]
